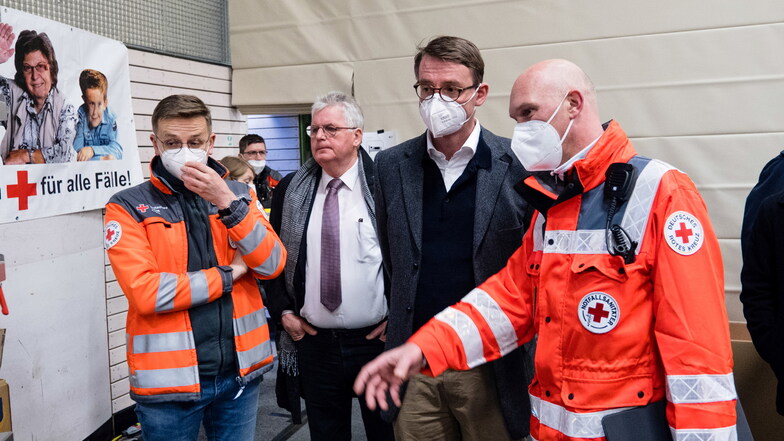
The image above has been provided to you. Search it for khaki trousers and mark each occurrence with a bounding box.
[393,364,514,441]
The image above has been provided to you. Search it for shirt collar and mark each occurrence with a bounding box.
[23,88,54,115]
[321,156,360,192]
[426,119,481,161]
[551,135,602,180]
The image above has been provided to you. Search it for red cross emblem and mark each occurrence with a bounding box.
[674,222,693,244]
[579,292,620,334]
[587,303,610,323]
[136,204,150,213]
[7,170,37,210]
[104,221,122,249]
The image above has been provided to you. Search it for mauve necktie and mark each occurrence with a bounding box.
[320,178,343,311]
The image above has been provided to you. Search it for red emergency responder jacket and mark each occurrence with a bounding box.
[411,121,737,440]
[104,158,286,402]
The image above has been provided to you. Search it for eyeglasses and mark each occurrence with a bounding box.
[155,135,208,152]
[413,83,479,102]
[22,63,49,75]
[242,150,267,158]
[306,125,357,138]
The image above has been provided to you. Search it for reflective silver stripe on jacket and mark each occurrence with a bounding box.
[131,365,199,390]
[667,373,737,404]
[540,158,673,255]
[236,220,282,277]
[433,306,486,368]
[156,271,210,312]
[131,331,195,354]
[234,309,273,370]
[462,288,518,356]
[530,394,629,438]
[237,340,273,371]
[671,425,738,441]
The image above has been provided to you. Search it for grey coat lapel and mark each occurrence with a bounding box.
[399,136,426,254]
[474,131,509,253]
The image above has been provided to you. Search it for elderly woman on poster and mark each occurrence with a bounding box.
[0,22,77,164]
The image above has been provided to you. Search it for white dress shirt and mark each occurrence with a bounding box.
[426,121,481,191]
[301,159,387,329]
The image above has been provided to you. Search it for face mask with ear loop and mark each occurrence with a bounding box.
[419,86,481,138]
[510,93,574,171]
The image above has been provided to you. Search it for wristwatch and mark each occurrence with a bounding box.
[218,198,247,217]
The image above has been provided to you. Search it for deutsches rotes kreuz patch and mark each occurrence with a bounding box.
[578,292,620,334]
[104,221,122,250]
[664,211,704,256]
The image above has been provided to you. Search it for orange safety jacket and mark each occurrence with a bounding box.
[410,121,737,440]
[104,158,286,402]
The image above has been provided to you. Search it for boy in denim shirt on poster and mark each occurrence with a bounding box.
[74,69,122,160]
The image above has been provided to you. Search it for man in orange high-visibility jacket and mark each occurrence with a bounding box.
[104,95,286,441]
[355,59,737,441]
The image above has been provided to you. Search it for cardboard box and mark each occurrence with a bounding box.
[0,379,9,432]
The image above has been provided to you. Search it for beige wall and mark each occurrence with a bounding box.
[229,0,784,326]
[105,49,247,413]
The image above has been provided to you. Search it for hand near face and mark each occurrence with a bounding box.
[0,23,15,65]
[179,161,236,209]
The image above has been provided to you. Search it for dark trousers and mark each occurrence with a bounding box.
[296,325,395,441]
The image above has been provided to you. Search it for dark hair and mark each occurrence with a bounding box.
[79,69,108,98]
[414,36,484,85]
[152,95,212,133]
[219,156,255,181]
[14,30,59,91]
[239,134,266,153]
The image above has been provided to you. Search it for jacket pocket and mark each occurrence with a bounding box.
[561,374,653,409]
[570,253,629,283]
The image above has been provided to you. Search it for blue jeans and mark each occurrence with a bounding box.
[135,373,262,441]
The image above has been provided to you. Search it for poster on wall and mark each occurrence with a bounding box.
[0,7,142,224]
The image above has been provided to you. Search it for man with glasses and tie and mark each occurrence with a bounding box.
[104,94,286,441]
[266,91,394,441]
[370,36,533,441]
[238,134,282,209]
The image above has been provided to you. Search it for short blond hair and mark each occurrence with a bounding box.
[152,94,212,133]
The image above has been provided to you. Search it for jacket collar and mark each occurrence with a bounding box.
[519,120,637,211]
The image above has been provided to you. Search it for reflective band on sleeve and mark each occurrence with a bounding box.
[131,365,199,389]
[237,340,273,371]
[156,272,177,312]
[433,307,486,368]
[252,240,282,276]
[462,289,518,355]
[133,331,195,354]
[530,394,628,438]
[622,159,672,251]
[233,309,267,337]
[671,425,738,441]
[235,220,268,256]
[666,373,737,404]
[188,270,210,306]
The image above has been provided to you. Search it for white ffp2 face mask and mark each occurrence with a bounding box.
[160,148,208,180]
[419,87,480,138]
[510,94,573,172]
[247,159,266,174]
